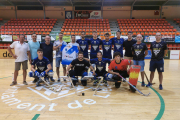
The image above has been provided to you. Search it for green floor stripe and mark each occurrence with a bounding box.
[32,114,40,120]
[138,81,165,120]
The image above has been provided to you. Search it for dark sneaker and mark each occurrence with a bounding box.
[63,78,66,81]
[32,78,38,83]
[50,77,55,82]
[141,81,145,87]
[103,80,108,86]
[146,82,152,87]
[23,81,28,85]
[159,84,163,90]
[10,81,17,86]
[57,78,61,82]
[93,80,98,86]
[45,77,50,84]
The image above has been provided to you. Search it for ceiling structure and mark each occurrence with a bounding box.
[0,0,180,6]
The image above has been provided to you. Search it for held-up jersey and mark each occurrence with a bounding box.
[31,57,50,72]
[102,40,113,59]
[111,37,124,57]
[89,38,102,59]
[150,41,168,61]
[76,38,90,58]
[90,58,111,76]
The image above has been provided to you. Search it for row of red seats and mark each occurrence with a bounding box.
[118,21,168,24]
[0,31,50,35]
[120,26,173,29]
[65,21,109,24]
[122,32,176,36]
[8,21,56,23]
[1,28,52,32]
[10,18,57,21]
[117,19,165,21]
[65,19,109,21]
[62,26,110,28]
[0,18,3,21]
[1,26,53,29]
[119,23,171,26]
[120,29,176,32]
[4,23,55,26]
[61,29,111,32]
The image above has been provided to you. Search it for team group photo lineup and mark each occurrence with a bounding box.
[0,0,180,119]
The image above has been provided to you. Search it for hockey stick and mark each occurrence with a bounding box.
[68,75,84,96]
[119,75,151,96]
[39,77,61,92]
[93,78,103,95]
[144,71,155,85]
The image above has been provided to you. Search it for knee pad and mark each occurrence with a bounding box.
[106,73,113,79]
[69,70,75,77]
[29,71,34,77]
[47,70,53,77]
[112,74,121,80]
[91,64,96,69]
[82,71,88,77]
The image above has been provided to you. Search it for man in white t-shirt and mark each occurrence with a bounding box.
[8,34,31,86]
[53,32,67,82]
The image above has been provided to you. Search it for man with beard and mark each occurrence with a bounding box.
[76,31,90,58]
[84,51,112,86]
[66,51,95,86]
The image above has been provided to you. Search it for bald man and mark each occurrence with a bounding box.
[40,35,55,82]
[132,34,148,86]
[146,32,168,90]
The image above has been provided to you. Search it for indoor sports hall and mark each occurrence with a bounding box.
[0,0,180,120]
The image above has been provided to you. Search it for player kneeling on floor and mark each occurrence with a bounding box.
[29,48,53,86]
[84,51,112,86]
[107,52,135,91]
[66,51,95,86]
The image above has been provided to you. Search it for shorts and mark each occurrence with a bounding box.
[149,59,164,72]
[124,56,133,60]
[15,60,28,71]
[56,57,66,68]
[95,71,108,77]
[133,60,145,72]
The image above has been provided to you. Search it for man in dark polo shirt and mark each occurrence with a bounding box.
[123,31,136,60]
[40,35,55,82]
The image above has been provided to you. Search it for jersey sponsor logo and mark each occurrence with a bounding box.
[80,45,86,51]
[92,45,98,51]
[75,64,85,66]
[135,49,142,56]
[38,66,45,71]
[97,66,103,71]
[104,45,110,51]
[153,48,161,56]
[115,66,118,69]
[115,44,121,49]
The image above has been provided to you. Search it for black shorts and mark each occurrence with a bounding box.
[113,70,129,78]
[95,71,108,77]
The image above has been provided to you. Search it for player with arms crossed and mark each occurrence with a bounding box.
[132,34,148,86]
[29,49,53,86]
[146,32,168,90]
[106,52,134,89]
[84,51,112,86]
[66,52,96,86]
[76,31,90,58]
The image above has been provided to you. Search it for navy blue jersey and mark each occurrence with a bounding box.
[132,43,148,60]
[32,57,50,72]
[90,58,111,75]
[89,38,102,59]
[76,38,90,58]
[150,41,168,61]
[102,40,113,59]
[123,39,137,57]
[111,37,124,57]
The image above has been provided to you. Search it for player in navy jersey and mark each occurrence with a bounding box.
[84,51,112,86]
[29,49,53,86]
[132,34,148,87]
[102,33,113,59]
[76,31,90,58]
[146,32,168,90]
[110,30,124,57]
[89,31,102,59]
